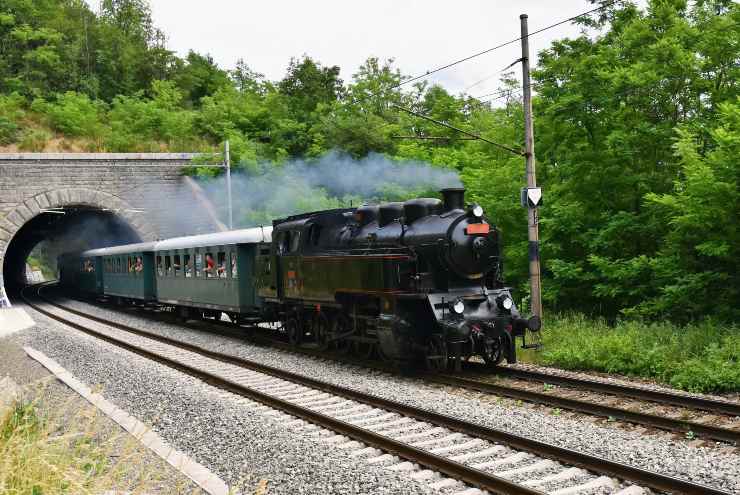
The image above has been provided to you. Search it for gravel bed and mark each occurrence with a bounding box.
[53,295,740,492]
[13,302,435,495]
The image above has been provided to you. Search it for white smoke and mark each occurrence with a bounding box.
[195,151,463,228]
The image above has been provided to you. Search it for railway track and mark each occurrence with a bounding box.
[481,365,740,418]
[23,284,733,495]
[38,284,740,446]
[37,283,740,446]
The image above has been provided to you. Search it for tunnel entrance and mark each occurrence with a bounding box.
[2,205,141,296]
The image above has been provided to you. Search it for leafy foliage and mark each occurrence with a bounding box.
[534,314,740,393]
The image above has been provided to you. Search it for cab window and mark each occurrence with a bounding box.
[278,232,290,254]
[289,231,301,253]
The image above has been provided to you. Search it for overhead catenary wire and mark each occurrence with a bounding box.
[394,0,621,90]
[391,103,523,156]
[347,2,622,151]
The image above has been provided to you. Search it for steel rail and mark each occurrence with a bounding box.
[255,332,740,444]
[486,365,740,417]
[28,286,732,495]
[429,374,740,444]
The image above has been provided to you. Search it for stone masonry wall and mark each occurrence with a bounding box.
[0,153,224,301]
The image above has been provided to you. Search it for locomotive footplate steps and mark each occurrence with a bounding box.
[25,284,734,495]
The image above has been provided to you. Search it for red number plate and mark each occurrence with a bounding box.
[466,223,490,235]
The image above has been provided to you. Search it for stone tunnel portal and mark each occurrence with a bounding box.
[2,205,142,296]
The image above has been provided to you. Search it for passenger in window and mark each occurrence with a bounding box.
[217,252,227,278]
[205,253,215,277]
[135,257,143,273]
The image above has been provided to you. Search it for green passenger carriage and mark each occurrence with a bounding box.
[58,252,103,295]
[83,242,157,301]
[153,228,273,320]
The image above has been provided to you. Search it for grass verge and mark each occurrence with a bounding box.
[0,382,194,494]
[519,314,740,394]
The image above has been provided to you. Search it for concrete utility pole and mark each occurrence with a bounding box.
[225,140,233,230]
[520,14,543,319]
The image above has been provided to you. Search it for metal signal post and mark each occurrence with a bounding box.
[520,14,543,320]
[225,140,233,230]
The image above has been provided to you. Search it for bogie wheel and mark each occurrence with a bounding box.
[286,317,302,346]
[332,313,352,353]
[313,312,331,351]
[425,335,449,372]
[480,336,505,367]
[352,340,375,360]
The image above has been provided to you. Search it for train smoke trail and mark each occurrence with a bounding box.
[194,151,463,229]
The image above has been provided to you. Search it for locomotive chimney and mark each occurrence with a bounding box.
[441,188,465,211]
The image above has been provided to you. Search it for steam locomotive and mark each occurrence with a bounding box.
[59,188,540,370]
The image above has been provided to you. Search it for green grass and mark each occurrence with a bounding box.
[0,390,188,494]
[523,314,740,394]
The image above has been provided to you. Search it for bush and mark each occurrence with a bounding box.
[0,93,26,144]
[531,315,740,393]
[18,128,52,151]
[33,92,105,138]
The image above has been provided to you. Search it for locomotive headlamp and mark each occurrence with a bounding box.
[471,204,484,218]
[452,299,465,314]
[498,296,513,311]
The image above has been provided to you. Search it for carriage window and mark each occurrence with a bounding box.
[217,252,227,278]
[289,231,301,253]
[173,255,181,276]
[231,252,238,279]
[195,253,202,277]
[116,258,121,273]
[204,252,215,278]
[184,254,192,277]
[156,256,163,276]
[165,256,172,276]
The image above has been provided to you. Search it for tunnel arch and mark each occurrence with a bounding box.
[0,187,157,298]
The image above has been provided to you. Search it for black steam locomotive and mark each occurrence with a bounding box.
[61,188,540,371]
[255,187,540,370]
